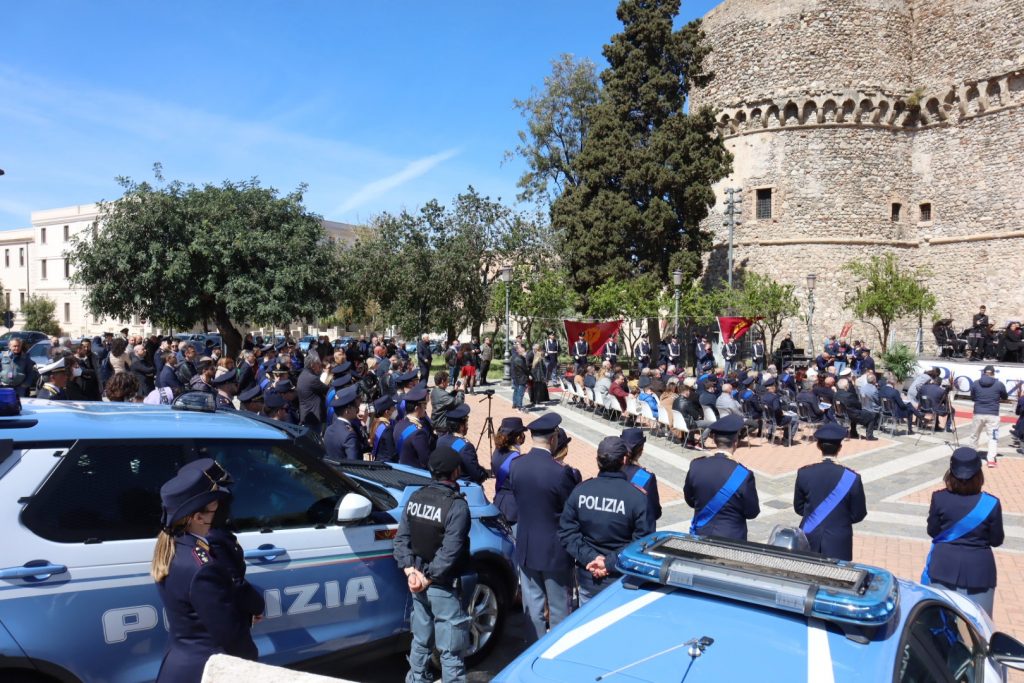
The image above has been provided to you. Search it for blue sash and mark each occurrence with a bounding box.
[801,469,857,535]
[372,422,388,458]
[495,450,522,491]
[258,377,270,391]
[325,388,336,421]
[630,469,652,490]
[395,424,418,453]
[921,493,998,585]
[690,464,749,535]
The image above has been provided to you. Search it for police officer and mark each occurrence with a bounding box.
[369,395,398,462]
[151,460,264,683]
[667,335,682,369]
[723,339,738,374]
[509,413,579,641]
[325,372,352,425]
[558,436,653,603]
[793,423,867,561]
[573,333,589,375]
[396,386,432,469]
[394,444,472,683]
[211,371,238,410]
[683,414,760,541]
[603,334,619,367]
[436,403,489,483]
[36,357,70,400]
[620,427,661,522]
[491,417,527,530]
[323,386,366,463]
[238,385,263,414]
[751,337,766,373]
[261,391,290,421]
[544,332,560,383]
[634,333,651,370]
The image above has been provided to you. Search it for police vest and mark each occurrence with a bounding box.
[406,484,462,564]
[1,352,26,387]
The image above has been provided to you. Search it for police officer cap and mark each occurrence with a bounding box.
[373,395,395,414]
[498,417,526,435]
[239,385,263,403]
[38,357,68,375]
[527,412,562,436]
[333,362,353,377]
[710,414,745,435]
[274,379,295,393]
[331,386,360,410]
[212,371,237,387]
[404,386,428,404]
[814,423,847,443]
[950,447,982,480]
[741,376,756,387]
[447,403,471,421]
[395,370,416,384]
[839,367,852,377]
[264,392,287,410]
[331,374,351,390]
[553,427,572,454]
[272,362,291,375]
[763,377,776,387]
[621,427,646,451]
[428,444,462,476]
[159,459,231,529]
[598,435,628,462]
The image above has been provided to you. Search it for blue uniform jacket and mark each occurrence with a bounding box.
[879,384,916,419]
[491,447,521,524]
[156,533,264,683]
[323,418,363,463]
[558,471,654,574]
[621,463,662,521]
[158,363,183,390]
[793,459,867,561]
[371,420,397,462]
[927,490,1004,589]
[683,453,760,541]
[509,448,581,572]
[395,417,431,470]
[437,432,488,484]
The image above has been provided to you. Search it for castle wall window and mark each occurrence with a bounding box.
[63,225,70,241]
[891,203,902,222]
[64,303,71,323]
[64,259,70,279]
[40,228,46,244]
[919,203,932,222]
[18,248,24,266]
[756,188,773,220]
[41,259,47,280]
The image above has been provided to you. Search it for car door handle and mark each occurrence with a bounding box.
[0,560,68,581]
[244,545,286,562]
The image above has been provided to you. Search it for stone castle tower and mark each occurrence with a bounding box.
[692,0,1024,349]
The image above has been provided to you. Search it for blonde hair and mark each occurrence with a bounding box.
[150,519,188,582]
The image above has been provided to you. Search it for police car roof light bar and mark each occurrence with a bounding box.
[618,532,899,628]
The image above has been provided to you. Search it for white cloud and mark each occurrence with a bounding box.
[334,148,461,214]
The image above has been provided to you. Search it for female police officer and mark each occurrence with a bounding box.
[151,459,265,682]
[923,447,1004,617]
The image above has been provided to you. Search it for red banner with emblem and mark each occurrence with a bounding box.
[562,320,623,357]
[839,321,854,339]
[717,316,760,343]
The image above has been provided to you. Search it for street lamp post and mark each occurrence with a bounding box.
[501,267,512,385]
[805,273,817,354]
[672,269,683,338]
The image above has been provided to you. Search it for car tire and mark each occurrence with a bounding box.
[463,565,506,665]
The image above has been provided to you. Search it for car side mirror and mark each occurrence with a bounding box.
[336,493,372,524]
[989,632,1024,671]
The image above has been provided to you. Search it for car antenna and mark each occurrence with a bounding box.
[594,636,713,681]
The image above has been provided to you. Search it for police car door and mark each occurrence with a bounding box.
[199,439,407,667]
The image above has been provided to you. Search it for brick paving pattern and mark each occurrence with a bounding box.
[901,457,1024,515]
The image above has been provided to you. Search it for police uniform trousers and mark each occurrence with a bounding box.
[519,566,573,642]
[408,583,470,683]
[576,567,613,605]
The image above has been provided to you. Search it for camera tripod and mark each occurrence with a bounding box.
[475,390,497,453]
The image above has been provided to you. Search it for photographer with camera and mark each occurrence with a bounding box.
[431,371,466,436]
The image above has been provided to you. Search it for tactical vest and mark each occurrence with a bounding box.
[1,352,25,387]
[407,484,463,565]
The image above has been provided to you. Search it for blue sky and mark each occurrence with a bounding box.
[0,0,720,229]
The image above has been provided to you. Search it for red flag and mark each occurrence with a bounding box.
[839,321,854,339]
[563,320,623,357]
[717,316,759,343]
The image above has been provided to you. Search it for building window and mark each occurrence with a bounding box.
[63,225,70,241]
[756,188,773,220]
[41,259,47,279]
[64,303,71,323]
[19,292,25,308]
[891,203,902,222]
[19,248,24,266]
[40,228,47,244]
[64,259,70,279]
[3,250,7,267]
[3,292,9,309]
[919,203,932,222]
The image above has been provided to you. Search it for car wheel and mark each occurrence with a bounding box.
[464,566,505,664]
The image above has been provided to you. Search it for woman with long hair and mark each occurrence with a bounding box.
[529,343,549,407]
[108,337,132,375]
[923,447,1004,617]
[491,417,527,530]
[152,460,264,683]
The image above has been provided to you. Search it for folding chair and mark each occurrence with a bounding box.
[879,398,898,436]
[672,410,693,448]
[625,395,641,426]
[638,401,656,431]
[657,403,675,440]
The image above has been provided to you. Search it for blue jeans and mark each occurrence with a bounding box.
[519,566,573,642]
[834,360,846,375]
[448,365,459,386]
[407,584,469,683]
[512,382,526,409]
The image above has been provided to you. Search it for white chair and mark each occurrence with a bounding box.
[638,400,656,430]
[602,393,622,421]
[586,387,597,412]
[702,406,718,423]
[657,405,674,440]
[625,395,640,425]
[672,410,692,447]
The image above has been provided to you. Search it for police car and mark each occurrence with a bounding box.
[495,530,1024,682]
[0,397,516,683]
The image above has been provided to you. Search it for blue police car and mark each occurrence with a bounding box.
[0,398,515,683]
[496,530,1024,682]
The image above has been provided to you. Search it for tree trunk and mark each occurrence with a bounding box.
[647,316,660,366]
[214,306,243,359]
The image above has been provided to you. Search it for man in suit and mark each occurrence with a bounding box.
[762,377,798,444]
[416,334,433,387]
[684,414,760,540]
[130,343,156,397]
[794,423,867,561]
[297,354,327,432]
[509,413,580,641]
[835,377,879,440]
[877,374,922,434]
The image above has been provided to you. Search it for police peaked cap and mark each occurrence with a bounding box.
[428,444,462,476]
[447,403,471,421]
[212,371,237,386]
[620,428,646,451]
[498,417,526,435]
[814,423,847,444]
[950,447,982,480]
[331,374,352,390]
[373,395,396,414]
[239,385,263,403]
[762,377,777,387]
[159,459,231,529]
[553,427,572,454]
[272,362,291,375]
[709,414,745,436]
[404,386,428,404]
[274,379,295,393]
[527,412,562,436]
[331,386,360,410]
[38,357,68,375]
[597,436,628,461]
[333,362,353,377]
[264,392,287,410]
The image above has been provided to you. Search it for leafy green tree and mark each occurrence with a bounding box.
[843,254,937,352]
[552,0,732,314]
[508,54,601,205]
[21,294,62,336]
[587,274,670,362]
[489,264,579,345]
[69,167,339,356]
[729,272,800,352]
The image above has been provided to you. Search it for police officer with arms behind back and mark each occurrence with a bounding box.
[683,414,760,541]
[793,423,867,561]
[558,436,653,604]
[394,443,472,683]
[620,427,661,522]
